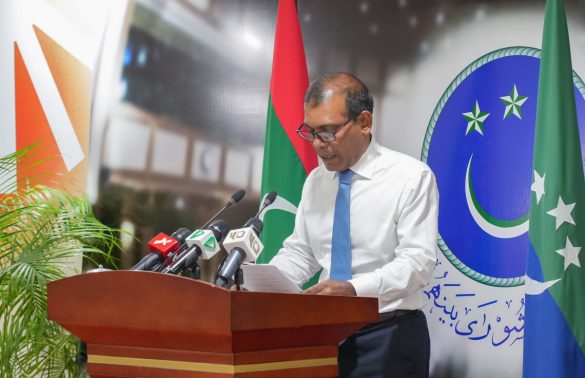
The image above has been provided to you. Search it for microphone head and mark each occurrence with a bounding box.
[243,217,263,236]
[264,191,277,206]
[221,225,264,263]
[209,219,231,242]
[171,228,192,244]
[228,189,246,206]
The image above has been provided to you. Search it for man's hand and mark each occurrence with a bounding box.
[304,279,356,296]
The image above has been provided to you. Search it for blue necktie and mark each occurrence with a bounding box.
[330,169,354,281]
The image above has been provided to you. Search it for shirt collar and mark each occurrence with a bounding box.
[348,136,379,180]
[326,136,379,182]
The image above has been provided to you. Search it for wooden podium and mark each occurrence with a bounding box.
[48,271,378,377]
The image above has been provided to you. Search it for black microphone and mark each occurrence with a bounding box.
[131,232,179,271]
[156,190,245,272]
[201,189,246,229]
[214,217,264,288]
[151,227,192,272]
[256,191,277,217]
[167,227,193,259]
[171,228,192,244]
[163,220,231,275]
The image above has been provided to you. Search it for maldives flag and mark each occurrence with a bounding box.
[523,0,585,376]
[256,0,317,263]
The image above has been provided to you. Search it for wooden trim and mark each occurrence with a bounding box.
[88,354,337,373]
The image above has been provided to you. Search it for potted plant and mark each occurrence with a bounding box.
[0,147,119,377]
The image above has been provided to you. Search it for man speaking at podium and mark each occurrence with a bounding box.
[269,72,439,378]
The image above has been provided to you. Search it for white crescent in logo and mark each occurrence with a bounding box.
[465,155,529,239]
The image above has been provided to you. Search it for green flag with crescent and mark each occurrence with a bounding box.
[257,0,317,263]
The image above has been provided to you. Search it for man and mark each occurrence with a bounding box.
[269,72,438,377]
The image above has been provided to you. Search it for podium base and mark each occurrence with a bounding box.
[87,344,338,377]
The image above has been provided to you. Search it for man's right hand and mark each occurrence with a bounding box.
[304,279,356,296]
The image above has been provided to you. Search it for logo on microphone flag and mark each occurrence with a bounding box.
[204,237,217,250]
[523,0,585,376]
[148,233,178,256]
[186,229,220,259]
[257,0,317,263]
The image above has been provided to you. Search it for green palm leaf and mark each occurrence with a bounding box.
[0,146,120,377]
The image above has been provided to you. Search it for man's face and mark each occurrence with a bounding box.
[303,93,370,172]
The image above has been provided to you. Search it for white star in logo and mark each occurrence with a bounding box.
[462,101,490,136]
[531,170,546,205]
[556,237,581,270]
[500,84,528,119]
[547,196,576,229]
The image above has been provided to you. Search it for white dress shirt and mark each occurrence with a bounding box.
[270,138,439,313]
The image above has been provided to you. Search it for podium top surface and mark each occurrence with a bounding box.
[48,270,379,337]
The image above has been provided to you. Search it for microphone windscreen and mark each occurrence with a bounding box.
[264,191,277,206]
[209,219,231,242]
[171,228,192,244]
[243,218,263,235]
[229,189,246,205]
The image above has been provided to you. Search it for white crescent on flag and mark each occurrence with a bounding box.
[524,274,561,295]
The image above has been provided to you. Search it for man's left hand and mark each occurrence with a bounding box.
[304,280,356,296]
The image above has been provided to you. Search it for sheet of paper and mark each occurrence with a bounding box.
[241,263,301,293]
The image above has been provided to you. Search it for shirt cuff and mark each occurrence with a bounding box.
[349,273,379,298]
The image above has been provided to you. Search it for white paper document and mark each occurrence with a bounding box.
[241,263,301,293]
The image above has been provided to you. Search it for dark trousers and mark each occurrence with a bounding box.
[338,310,430,378]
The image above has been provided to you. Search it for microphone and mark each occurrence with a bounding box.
[214,217,264,288]
[156,190,245,272]
[256,191,277,217]
[151,227,192,272]
[201,189,246,229]
[171,228,192,245]
[131,232,179,271]
[163,220,231,275]
[167,227,192,259]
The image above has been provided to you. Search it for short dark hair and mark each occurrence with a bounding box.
[304,72,374,120]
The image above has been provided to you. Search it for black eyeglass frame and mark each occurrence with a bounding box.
[295,119,353,142]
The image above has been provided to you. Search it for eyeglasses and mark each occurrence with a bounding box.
[296,119,352,142]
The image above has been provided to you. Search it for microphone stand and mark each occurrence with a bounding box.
[234,268,244,291]
[189,264,201,280]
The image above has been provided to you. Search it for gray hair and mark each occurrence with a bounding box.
[304,72,374,120]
